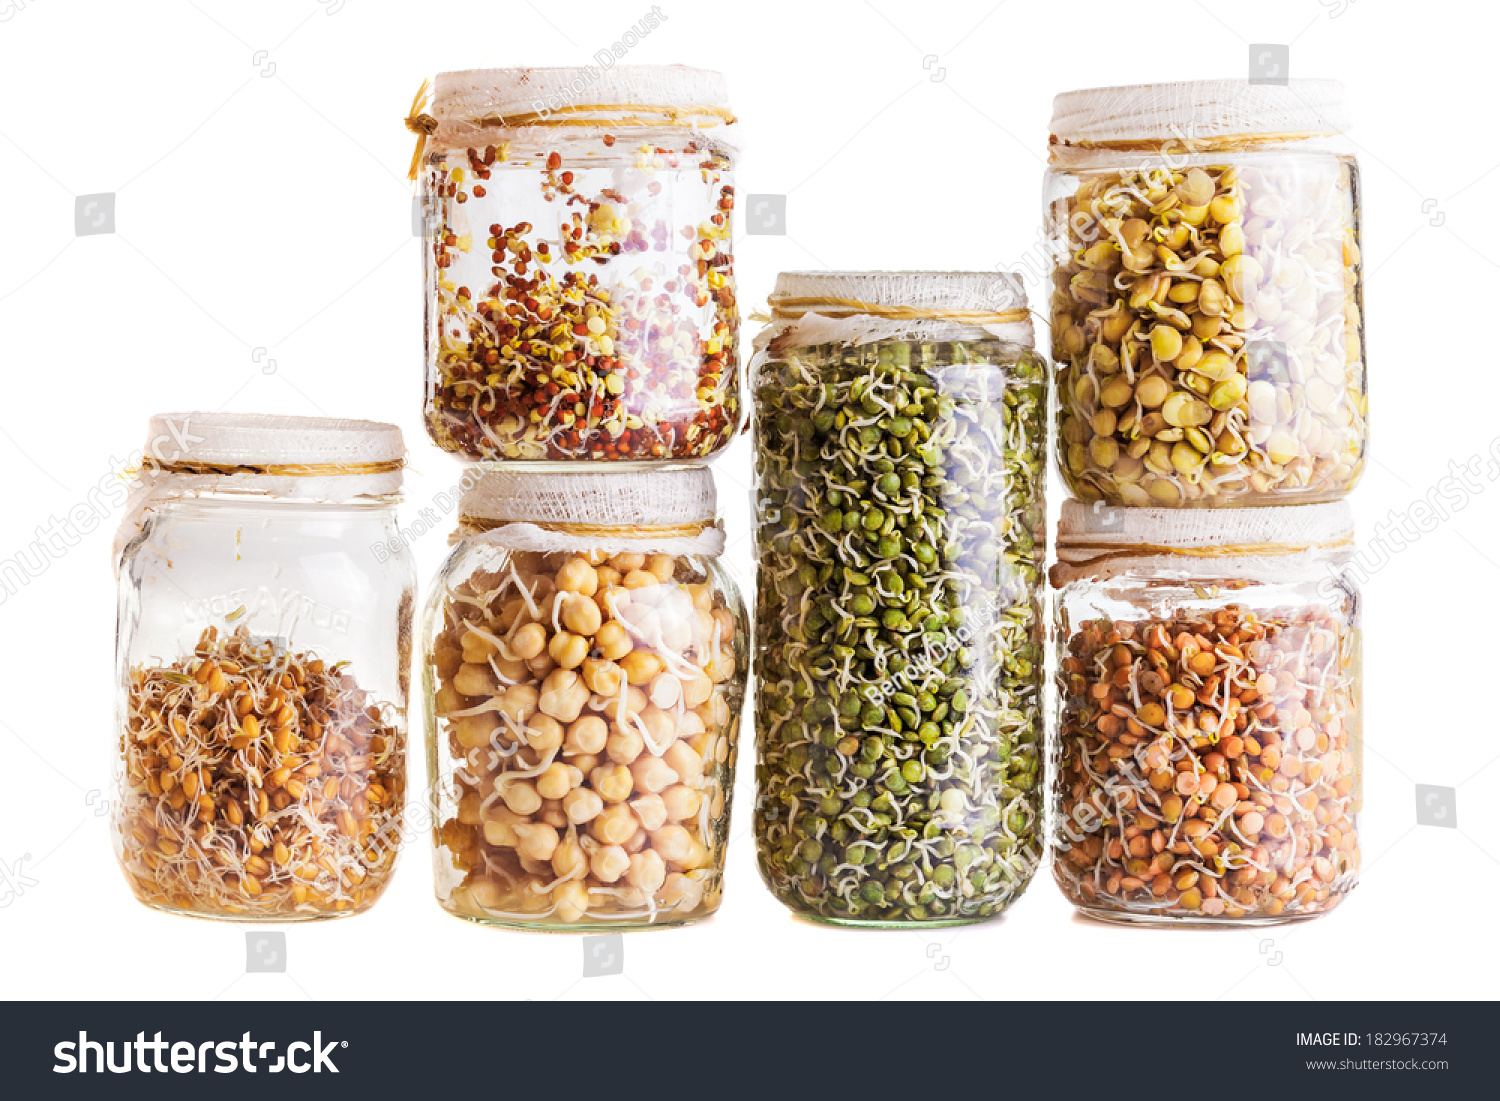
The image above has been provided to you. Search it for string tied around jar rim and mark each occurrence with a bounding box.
[768,296,1032,327]
[454,516,724,557]
[453,467,725,558]
[1050,499,1356,587]
[137,456,406,478]
[1046,78,1354,168]
[755,271,1037,353]
[114,413,406,570]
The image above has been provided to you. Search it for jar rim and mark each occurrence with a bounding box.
[458,465,717,526]
[140,411,404,471]
[760,270,1034,351]
[412,65,739,157]
[1051,499,1355,587]
[1057,498,1353,548]
[1049,78,1350,150]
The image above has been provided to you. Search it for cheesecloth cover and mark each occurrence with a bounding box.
[407,65,739,172]
[1051,499,1354,586]
[457,466,725,557]
[115,413,405,563]
[1048,79,1352,167]
[753,271,1035,353]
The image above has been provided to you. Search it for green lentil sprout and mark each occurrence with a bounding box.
[751,335,1047,924]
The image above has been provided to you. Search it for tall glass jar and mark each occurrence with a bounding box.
[408,66,740,465]
[113,414,414,920]
[1051,500,1361,925]
[1046,80,1367,507]
[751,272,1048,926]
[424,467,747,930]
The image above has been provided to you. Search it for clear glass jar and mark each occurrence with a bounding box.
[411,66,740,465]
[113,414,414,920]
[751,272,1048,926]
[424,468,746,930]
[1051,501,1361,925]
[1046,80,1366,507]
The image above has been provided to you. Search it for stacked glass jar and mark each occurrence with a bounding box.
[409,66,748,930]
[1044,80,1366,924]
[749,272,1049,925]
[409,65,740,466]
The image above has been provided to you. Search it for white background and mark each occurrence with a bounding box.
[0,0,1493,1002]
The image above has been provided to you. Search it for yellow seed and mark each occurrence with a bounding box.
[1222,254,1263,300]
[1089,436,1120,468]
[1176,167,1214,207]
[1161,392,1212,428]
[1135,375,1171,409]
[1173,335,1203,371]
[1149,325,1182,363]
[1100,376,1133,408]
[1209,193,1241,224]
[1209,375,1247,411]
[1193,351,1237,382]
[1170,442,1202,474]
[1265,431,1301,465]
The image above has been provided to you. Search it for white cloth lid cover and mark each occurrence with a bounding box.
[1057,498,1354,547]
[141,412,404,467]
[427,65,738,153]
[1052,498,1355,587]
[756,270,1034,351]
[457,466,724,557]
[1050,79,1350,147]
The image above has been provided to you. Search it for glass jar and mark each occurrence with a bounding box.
[424,467,747,930]
[751,272,1048,926]
[1051,500,1361,925]
[1046,80,1366,507]
[113,414,414,920]
[409,66,740,465]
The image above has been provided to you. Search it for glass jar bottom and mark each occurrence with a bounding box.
[451,458,722,474]
[133,899,371,923]
[791,913,1003,930]
[441,905,716,934]
[1069,903,1343,929]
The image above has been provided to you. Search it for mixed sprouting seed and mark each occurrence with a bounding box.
[424,139,739,462]
[753,338,1046,923]
[1053,157,1365,505]
[430,549,744,927]
[1054,604,1359,920]
[117,626,404,918]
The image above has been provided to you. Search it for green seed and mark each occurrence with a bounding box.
[751,332,1045,925]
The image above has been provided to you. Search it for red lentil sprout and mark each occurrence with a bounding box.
[1054,603,1359,922]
